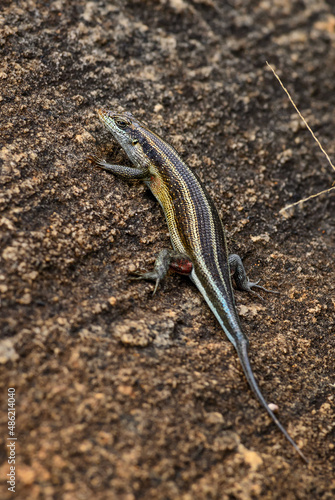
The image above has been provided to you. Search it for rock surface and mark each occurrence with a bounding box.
[1,0,334,498]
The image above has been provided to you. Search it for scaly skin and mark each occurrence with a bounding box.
[89,109,308,462]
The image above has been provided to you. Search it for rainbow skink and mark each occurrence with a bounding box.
[89,109,307,462]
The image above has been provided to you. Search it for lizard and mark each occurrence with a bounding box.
[88,108,308,462]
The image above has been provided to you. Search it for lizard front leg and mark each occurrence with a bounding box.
[87,154,149,180]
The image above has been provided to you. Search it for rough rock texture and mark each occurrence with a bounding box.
[0,0,334,498]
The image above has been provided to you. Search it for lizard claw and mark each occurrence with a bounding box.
[250,281,280,295]
[86,154,106,167]
[129,270,161,295]
[241,278,280,301]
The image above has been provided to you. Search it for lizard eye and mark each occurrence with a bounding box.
[132,139,139,145]
[115,118,129,129]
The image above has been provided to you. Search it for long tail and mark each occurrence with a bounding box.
[236,340,308,463]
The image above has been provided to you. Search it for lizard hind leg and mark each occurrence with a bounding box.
[228,254,279,300]
[130,249,193,295]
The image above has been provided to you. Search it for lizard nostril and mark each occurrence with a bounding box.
[97,108,107,117]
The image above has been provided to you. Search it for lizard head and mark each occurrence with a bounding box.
[97,109,141,145]
[97,109,151,169]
